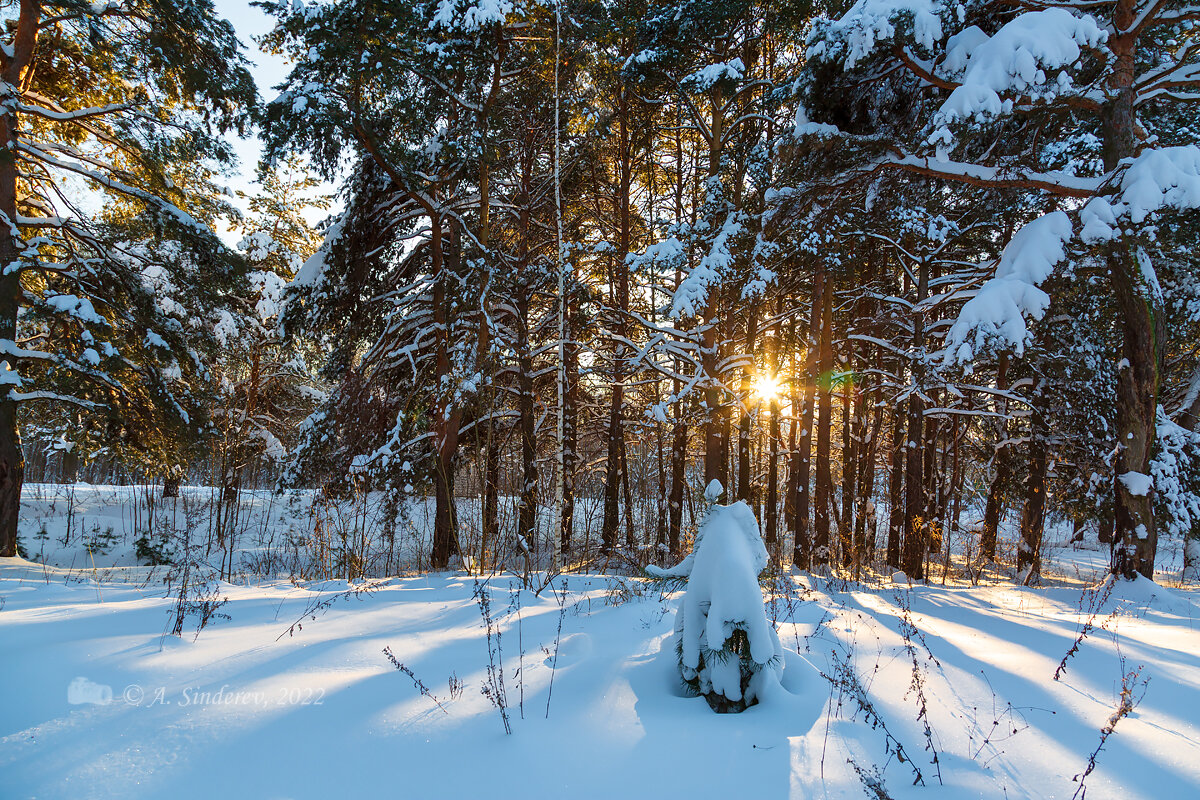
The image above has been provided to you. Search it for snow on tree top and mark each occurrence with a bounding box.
[809,0,944,69]
[934,10,1106,128]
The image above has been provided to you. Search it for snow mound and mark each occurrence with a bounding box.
[648,501,783,712]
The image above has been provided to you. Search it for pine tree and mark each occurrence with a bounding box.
[0,0,255,556]
[797,0,1200,580]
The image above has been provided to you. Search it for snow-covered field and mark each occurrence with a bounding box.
[3,486,1199,799]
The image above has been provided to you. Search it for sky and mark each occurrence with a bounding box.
[212,0,335,242]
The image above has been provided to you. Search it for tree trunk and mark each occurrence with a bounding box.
[669,418,687,557]
[517,323,537,558]
[1018,415,1048,583]
[737,310,760,502]
[839,344,857,568]
[856,347,883,564]
[516,138,538,560]
[560,316,578,558]
[901,257,929,579]
[981,357,1011,562]
[766,395,780,555]
[430,214,461,569]
[602,82,633,550]
[482,426,499,568]
[1106,0,1160,580]
[702,86,727,496]
[0,107,24,559]
[886,403,905,569]
[813,274,834,569]
[791,276,821,569]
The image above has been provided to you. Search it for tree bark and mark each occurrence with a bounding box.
[430,213,461,569]
[813,273,834,569]
[737,309,760,502]
[981,356,1011,561]
[839,340,858,568]
[0,9,37,557]
[1018,409,1048,582]
[1105,0,1160,580]
[791,275,821,569]
[602,80,633,550]
[901,257,929,579]
[886,403,905,569]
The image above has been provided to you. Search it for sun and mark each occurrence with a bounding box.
[751,373,783,403]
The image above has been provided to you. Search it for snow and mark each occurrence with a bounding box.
[944,211,1073,363]
[671,211,741,319]
[3,486,1200,797]
[45,294,105,325]
[1152,407,1200,540]
[292,215,346,289]
[1118,470,1153,497]
[430,0,513,32]
[0,359,21,388]
[791,104,842,139]
[810,0,944,69]
[681,59,745,91]
[143,330,170,350]
[651,502,783,708]
[934,10,1106,128]
[1083,146,1200,242]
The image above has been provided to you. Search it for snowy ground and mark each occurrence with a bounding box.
[3,486,1199,799]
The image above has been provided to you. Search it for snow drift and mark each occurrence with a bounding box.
[647,499,783,712]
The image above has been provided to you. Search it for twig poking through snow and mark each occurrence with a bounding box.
[545,578,569,719]
[382,647,449,714]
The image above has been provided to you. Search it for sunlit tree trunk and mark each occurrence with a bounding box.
[0,4,37,558]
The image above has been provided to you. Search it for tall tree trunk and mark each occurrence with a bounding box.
[701,86,727,495]
[1106,0,1160,580]
[886,403,905,569]
[482,425,500,568]
[813,273,834,569]
[922,411,941,577]
[622,437,635,549]
[561,308,578,558]
[516,139,538,559]
[668,110,688,559]
[855,345,882,565]
[901,257,929,579]
[517,317,537,558]
[430,213,460,569]
[737,309,760,502]
[669,417,687,557]
[839,342,857,568]
[602,81,633,551]
[981,356,1011,561]
[1018,408,1048,583]
[783,320,800,545]
[766,396,780,553]
[0,50,30,557]
[791,275,822,569]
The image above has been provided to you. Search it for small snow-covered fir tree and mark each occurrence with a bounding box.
[649,486,783,713]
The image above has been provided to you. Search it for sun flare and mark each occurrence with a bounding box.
[751,373,783,403]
